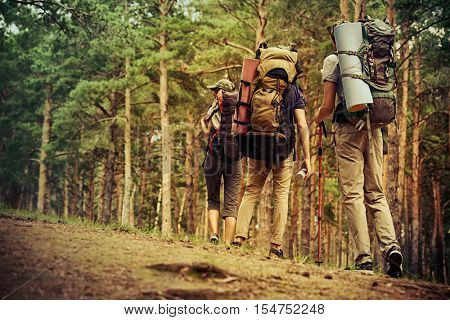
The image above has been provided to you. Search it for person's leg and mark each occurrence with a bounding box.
[203,152,222,243]
[222,159,242,246]
[363,128,402,276]
[208,210,220,237]
[224,217,236,246]
[271,152,294,250]
[335,125,372,265]
[234,158,270,243]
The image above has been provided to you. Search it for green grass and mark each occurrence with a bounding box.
[0,204,161,237]
[0,203,218,246]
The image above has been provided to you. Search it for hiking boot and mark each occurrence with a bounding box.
[387,247,403,278]
[210,234,219,245]
[355,261,373,271]
[267,247,285,260]
[231,237,244,248]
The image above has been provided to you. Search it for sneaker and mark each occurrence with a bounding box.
[267,247,285,260]
[210,234,219,245]
[387,247,403,278]
[355,261,373,271]
[231,237,244,248]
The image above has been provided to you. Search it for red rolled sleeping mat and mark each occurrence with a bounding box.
[235,58,259,135]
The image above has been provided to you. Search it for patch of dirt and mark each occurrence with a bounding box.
[0,216,449,300]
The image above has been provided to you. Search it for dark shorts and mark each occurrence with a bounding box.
[203,151,242,219]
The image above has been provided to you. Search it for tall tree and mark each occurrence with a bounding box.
[340,0,349,21]
[37,85,52,212]
[354,0,366,21]
[397,31,411,246]
[411,45,422,273]
[121,55,132,227]
[255,0,268,48]
[159,0,175,235]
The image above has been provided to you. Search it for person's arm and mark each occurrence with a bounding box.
[314,81,337,124]
[294,108,313,179]
[200,115,211,135]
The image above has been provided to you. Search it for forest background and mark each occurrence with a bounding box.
[0,0,448,284]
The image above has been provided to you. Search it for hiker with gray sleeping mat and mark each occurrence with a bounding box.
[314,19,403,278]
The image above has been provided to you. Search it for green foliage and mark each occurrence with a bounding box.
[0,0,448,280]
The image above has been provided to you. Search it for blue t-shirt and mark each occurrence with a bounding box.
[283,83,306,125]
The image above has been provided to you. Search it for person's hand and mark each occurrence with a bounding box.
[313,108,322,124]
[303,158,314,180]
[200,114,210,135]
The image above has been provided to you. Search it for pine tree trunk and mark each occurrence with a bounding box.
[154,187,162,229]
[411,47,422,275]
[340,0,349,21]
[385,0,398,239]
[18,161,30,209]
[121,56,132,227]
[255,0,268,49]
[160,0,172,235]
[387,29,410,242]
[289,165,301,259]
[115,167,124,223]
[203,194,208,240]
[97,162,105,222]
[102,151,115,224]
[37,85,52,212]
[309,167,317,256]
[354,0,366,21]
[185,115,195,233]
[86,165,95,221]
[386,0,396,26]
[79,171,85,217]
[397,30,411,267]
[69,156,79,216]
[63,166,69,220]
[101,93,118,224]
[137,131,151,227]
[301,179,311,257]
[192,130,200,232]
[432,174,446,283]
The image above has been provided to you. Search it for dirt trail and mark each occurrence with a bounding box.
[0,217,448,300]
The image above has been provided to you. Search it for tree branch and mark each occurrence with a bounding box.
[215,38,255,55]
[94,102,111,118]
[188,64,242,76]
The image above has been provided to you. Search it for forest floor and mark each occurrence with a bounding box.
[1,212,449,300]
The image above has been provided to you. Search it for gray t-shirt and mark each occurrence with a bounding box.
[321,54,345,106]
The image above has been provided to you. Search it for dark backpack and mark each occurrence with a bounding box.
[208,90,241,161]
[337,18,397,127]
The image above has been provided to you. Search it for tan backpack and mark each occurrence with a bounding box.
[249,44,300,139]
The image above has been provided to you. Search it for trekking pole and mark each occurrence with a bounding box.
[316,121,327,266]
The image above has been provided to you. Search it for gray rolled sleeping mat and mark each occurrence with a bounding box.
[334,22,373,112]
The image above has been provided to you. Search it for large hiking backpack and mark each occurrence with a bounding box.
[250,44,300,136]
[208,90,241,161]
[338,18,397,127]
[244,44,301,163]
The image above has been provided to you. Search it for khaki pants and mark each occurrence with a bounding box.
[335,123,399,264]
[235,153,294,245]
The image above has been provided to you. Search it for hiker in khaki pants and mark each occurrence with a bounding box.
[232,83,312,259]
[314,23,403,278]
